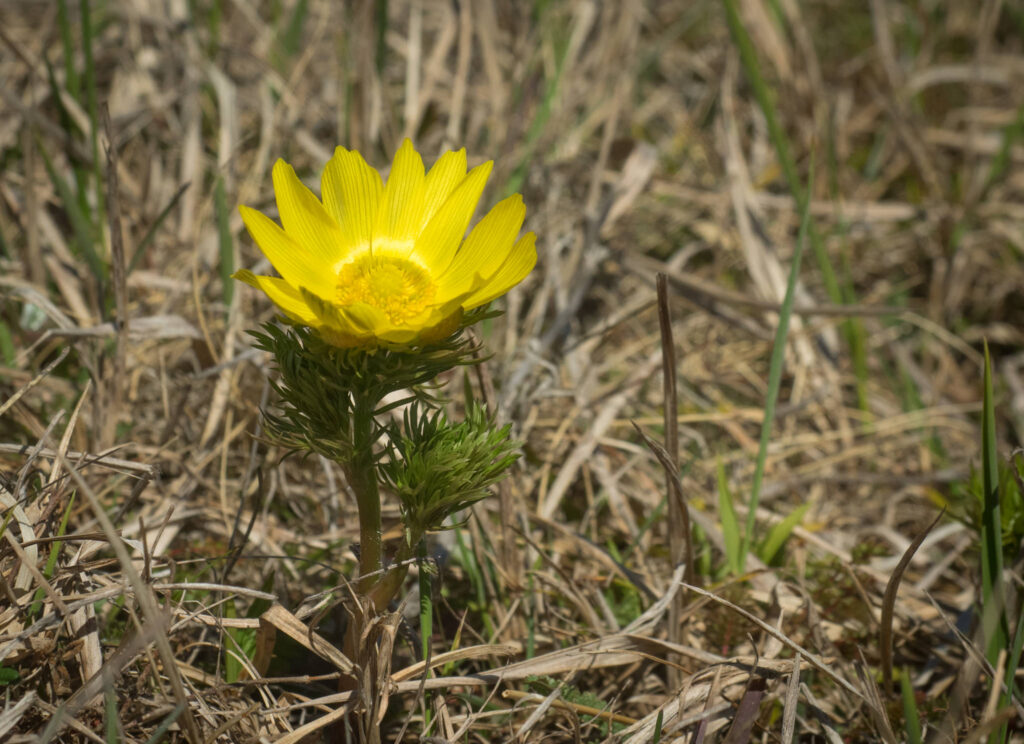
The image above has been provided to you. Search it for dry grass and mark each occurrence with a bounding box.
[1,0,1023,742]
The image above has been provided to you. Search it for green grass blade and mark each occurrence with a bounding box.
[56,0,80,100]
[201,0,223,57]
[737,161,814,563]
[757,502,810,566]
[723,0,875,434]
[980,342,1007,667]
[825,112,871,416]
[503,6,571,197]
[41,52,93,229]
[141,703,185,744]
[841,249,871,414]
[0,321,16,366]
[374,0,389,73]
[223,599,242,683]
[716,460,742,575]
[722,0,840,305]
[104,677,119,743]
[900,668,922,744]
[48,492,75,577]
[452,526,496,638]
[28,493,76,621]
[996,596,1024,744]
[80,0,106,247]
[0,511,14,551]
[222,598,262,685]
[214,176,234,310]
[454,527,484,607]
[36,135,106,283]
[0,206,8,259]
[280,0,310,59]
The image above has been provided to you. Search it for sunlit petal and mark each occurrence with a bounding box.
[321,147,382,259]
[420,149,468,229]
[463,232,537,309]
[374,138,425,254]
[239,205,335,298]
[414,160,493,276]
[233,269,317,323]
[435,194,525,301]
[272,159,347,266]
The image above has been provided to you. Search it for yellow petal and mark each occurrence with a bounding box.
[414,160,493,275]
[463,231,536,309]
[419,149,467,230]
[374,138,425,254]
[342,304,426,346]
[401,295,464,334]
[232,269,318,324]
[416,307,464,344]
[239,205,335,298]
[339,302,393,336]
[321,147,383,259]
[299,288,375,344]
[435,193,525,301]
[272,159,346,267]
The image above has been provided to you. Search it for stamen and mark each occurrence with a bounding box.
[336,255,435,324]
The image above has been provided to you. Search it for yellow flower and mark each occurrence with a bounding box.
[235,139,536,348]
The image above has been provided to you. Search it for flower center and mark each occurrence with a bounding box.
[335,254,435,324]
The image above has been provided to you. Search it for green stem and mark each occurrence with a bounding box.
[346,392,416,610]
[349,396,382,595]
